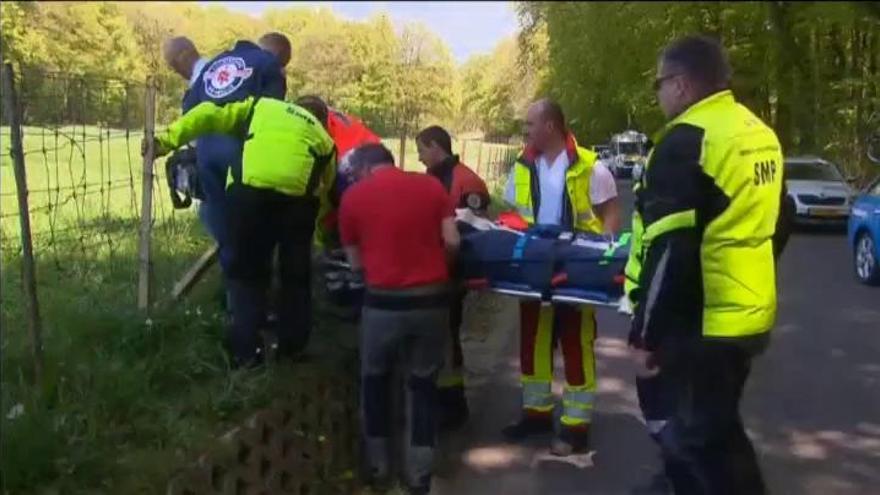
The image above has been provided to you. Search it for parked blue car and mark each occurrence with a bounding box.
[848,176,880,285]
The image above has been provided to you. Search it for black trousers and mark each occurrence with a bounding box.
[224,183,318,363]
[658,340,766,495]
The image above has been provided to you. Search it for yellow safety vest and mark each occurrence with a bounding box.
[511,144,604,234]
[159,97,337,198]
[643,90,783,338]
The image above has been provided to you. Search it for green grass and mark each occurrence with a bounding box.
[0,125,358,494]
[0,126,511,493]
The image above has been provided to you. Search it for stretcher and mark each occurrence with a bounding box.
[457,224,630,308]
[462,281,623,308]
[319,211,632,310]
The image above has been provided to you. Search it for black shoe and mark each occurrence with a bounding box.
[407,486,430,495]
[629,471,672,495]
[501,415,553,442]
[550,426,591,456]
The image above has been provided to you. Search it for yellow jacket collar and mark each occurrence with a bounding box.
[654,90,734,143]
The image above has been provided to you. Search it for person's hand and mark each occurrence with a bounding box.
[141,137,168,158]
[633,347,661,378]
[617,295,633,316]
[628,315,659,376]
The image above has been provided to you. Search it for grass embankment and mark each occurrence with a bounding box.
[0,126,512,493]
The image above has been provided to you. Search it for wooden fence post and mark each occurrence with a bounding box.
[137,79,157,312]
[398,127,407,170]
[1,63,44,384]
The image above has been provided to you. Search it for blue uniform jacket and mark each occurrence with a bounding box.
[182,40,287,186]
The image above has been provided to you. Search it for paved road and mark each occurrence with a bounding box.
[433,180,880,494]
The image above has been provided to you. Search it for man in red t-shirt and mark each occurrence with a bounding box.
[339,143,460,495]
[416,125,490,431]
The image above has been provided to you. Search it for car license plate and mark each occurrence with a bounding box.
[810,208,845,218]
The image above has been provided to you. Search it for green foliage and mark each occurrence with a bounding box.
[518,1,880,177]
[0,2,461,136]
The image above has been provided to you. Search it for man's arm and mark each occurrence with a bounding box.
[442,217,461,254]
[153,97,255,156]
[773,178,792,260]
[631,124,729,351]
[314,148,339,249]
[312,121,338,247]
[338,192,363,273]
[622,208,644,317]
[503,171,517,206]
[590,162,622,235]
[594,197,622,235]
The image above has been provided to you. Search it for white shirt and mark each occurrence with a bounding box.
[189,58,207,88]
[505,152,617,226]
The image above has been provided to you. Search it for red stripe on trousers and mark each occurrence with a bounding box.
[520,301,541,376]
[558,305,586,386]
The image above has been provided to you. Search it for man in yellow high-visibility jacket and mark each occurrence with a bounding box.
[145,96,336,368]
[502,99,622,456]
[629,35,785,494]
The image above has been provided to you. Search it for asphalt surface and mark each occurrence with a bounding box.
[432,180,880,494]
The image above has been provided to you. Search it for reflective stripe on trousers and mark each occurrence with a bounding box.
[561,387,594,426]
[519,301,597,422]
[522,379,554,412]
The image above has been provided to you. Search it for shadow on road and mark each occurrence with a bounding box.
[433,294,661,495]
[742,233,880,495]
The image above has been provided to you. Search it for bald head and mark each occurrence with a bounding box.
[259,32,292,67]
[163,36,201,81]
[531,99,566,132]
[525,98,567,151]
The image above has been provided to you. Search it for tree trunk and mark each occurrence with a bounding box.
[769,1,795,150]
[795,25,817,152]
[398,126,407,170]
[852,22,862,159]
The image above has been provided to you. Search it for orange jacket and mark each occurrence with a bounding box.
[328,109,381,160]
[427,155,490,212]
[321,110,381,247]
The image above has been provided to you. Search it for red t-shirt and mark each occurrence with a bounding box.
[339,167,454,289]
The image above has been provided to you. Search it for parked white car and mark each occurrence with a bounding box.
[784,156,855,224]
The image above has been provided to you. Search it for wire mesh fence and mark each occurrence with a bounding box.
[0,63,521,384]
[0,61,526,493]
[0,68,196,268]
[0,65,211,384]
